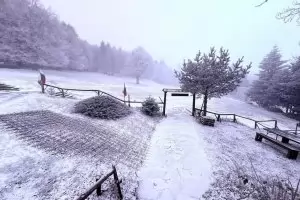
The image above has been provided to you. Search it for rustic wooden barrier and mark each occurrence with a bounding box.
[43,83,164,106]
[195,108,279,129]
[76,165,123,200]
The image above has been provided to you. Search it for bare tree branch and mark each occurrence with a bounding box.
[277,1,300,25]
[255,0,268,7]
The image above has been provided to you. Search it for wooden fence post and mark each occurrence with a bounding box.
[192,93,196,117]
[112,165,123,199]
[96,176,102,196]
[41,84,45,93]
[274,120,278,129]
[255,121,257,129]
[62,89,65,98]
[162,91,167,116]
[233,114,237,123]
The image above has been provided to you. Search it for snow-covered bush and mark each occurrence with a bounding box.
[203,161,300,200]
[74,96,132,119]
[141,97,160,116]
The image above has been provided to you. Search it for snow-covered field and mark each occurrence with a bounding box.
[0,69,299,200]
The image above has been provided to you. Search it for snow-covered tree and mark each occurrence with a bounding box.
[175,47,251,116]
[0,0,179,84]
[130,47,151,84]
[287,57,300,115]
[248,46,286,108]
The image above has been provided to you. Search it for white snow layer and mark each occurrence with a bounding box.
[1,69,299,200]
[138,109,211,200]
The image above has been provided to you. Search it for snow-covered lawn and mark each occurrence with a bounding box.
[0,91,158,199]
[0,69,299,199]
[200,121,300,199]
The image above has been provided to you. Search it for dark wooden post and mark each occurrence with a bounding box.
[255,121,257,129]
[233,114,237,123]
[62,89,65,98]
[41,84,45,93]
[39,71,46,93]
[96,176,102,196]
[203,90,208,116]
[128,95,131,107]
[274,120,278,129]
[217,114,221,122]
[163,91,167,116]
[192,93,196,116]
[97,91,100,96]
[112,165,123,199]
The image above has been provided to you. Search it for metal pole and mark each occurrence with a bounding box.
[163,91,167,116]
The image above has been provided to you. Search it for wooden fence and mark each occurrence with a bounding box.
[43,83,164,106]
[76,165,123,200]
[194,108,278,130]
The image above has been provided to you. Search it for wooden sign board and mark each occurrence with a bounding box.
[171,93,189,96]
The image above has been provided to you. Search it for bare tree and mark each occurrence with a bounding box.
[277,1,300,25]
[256,0,300,25]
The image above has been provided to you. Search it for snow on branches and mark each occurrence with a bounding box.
[175,47,251,115]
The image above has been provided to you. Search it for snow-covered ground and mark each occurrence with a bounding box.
[0,69,299,200]
[138,108,211,200]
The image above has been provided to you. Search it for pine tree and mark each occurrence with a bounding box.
[248,46,286,108]
[175,47,251,116]
[288,57,300,115]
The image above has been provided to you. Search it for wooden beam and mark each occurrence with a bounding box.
[171,93,189,96]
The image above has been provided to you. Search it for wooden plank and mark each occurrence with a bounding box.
[76,170,114,200]
[256,132,300,151]
[264,128,300,145]
[171,93,189,96]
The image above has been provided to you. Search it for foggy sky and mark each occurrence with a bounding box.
[40,0,300,72]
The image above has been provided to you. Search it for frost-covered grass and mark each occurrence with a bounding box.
[0,77,159,200]
[199,121,300,199]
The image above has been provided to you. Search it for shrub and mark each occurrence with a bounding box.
[74,96,132,119]
[268,107,283,113]
[141,97,160,116]
[0,83,19,91]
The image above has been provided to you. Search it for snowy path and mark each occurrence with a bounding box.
[138,108,211,200]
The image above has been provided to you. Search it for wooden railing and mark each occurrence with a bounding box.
[76,165,123,200]
[43,83,164,106]
[195,108,278,130]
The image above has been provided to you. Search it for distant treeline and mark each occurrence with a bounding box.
[0,0,177,84]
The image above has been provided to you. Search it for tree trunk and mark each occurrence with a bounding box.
[203,90,208,116]
[136,76,140,84]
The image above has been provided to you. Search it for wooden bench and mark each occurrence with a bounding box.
[255,132,299,159]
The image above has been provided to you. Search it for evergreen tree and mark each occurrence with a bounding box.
[175,47,251,116]
[288,57,300,115]
[0,0,177,84]
[248,46,286,108]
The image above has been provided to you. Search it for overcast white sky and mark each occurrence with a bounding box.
[40,0,300,72]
